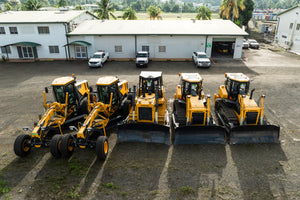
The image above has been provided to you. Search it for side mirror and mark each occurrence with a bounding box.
[89,86,93,93]
[45,87,48,93]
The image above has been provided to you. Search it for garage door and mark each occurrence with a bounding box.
[212,38,236,58]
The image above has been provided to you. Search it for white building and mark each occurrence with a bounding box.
[68,19,248,60]
[0,11,97,60]
[275,5,300,54]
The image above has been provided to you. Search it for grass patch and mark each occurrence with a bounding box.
[68,185,80,199]
[180,186,195,195]
[0,174,11,198]
[102,182,120,190]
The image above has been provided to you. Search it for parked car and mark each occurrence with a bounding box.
[242,39,249,49]
[135,51,149,67]
[192,51,211,68]
[88,51,109,68]
[247,39,259,49]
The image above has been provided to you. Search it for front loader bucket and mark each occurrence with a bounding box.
[117,123,170,145]
[173,126,226,145]
[229,125,280,144]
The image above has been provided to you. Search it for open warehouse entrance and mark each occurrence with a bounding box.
[211,38,236,58]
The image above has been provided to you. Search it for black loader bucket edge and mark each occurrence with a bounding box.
[229,125,280,144]
[174,125,226,145]
[117,123,170,145]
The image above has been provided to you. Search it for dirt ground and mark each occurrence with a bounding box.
[0,46,300,200]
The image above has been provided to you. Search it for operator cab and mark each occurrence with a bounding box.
[180,73,203,99]
[96,76,119,106]
[225,73,250,101]
[139,71,163,96]
[52,77,77,106]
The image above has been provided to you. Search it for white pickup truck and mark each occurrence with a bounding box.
[135,51,149,67]
[192,52,211,68]
[88,51,109,68]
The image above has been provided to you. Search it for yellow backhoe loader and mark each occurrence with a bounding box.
[214,73,280,144]
[118,71,170,144]
[14,75,91,157]
[57,76,130,160]
[172,73,226,144]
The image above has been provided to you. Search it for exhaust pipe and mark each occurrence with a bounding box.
[155,85,159,124]
[132,85,136,123]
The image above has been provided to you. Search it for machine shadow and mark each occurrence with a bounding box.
[24,149,101,199]
[0,148,48,198]
[167,144,227,200]
[230,144,288,200]
[94,142,169,199]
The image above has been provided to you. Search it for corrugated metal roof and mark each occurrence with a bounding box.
[0,11,90,23]
[68,19,248,36]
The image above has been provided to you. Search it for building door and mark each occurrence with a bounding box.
[22,46,34,59]
[75,45,87,59]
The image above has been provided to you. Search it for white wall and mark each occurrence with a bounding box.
[234,37,243,59]
[0,23,67,59]
[0,12,95,59]
[276,7,300,54]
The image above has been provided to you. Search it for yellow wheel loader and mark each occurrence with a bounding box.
[172,73,226,145]
[118,71,170,145]
[14,75,91,157]
[59,76,130,160]
[214,73,280,144]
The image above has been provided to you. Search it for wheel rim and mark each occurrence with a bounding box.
[104,141,108,154]
[68,138,73,151]
[22,139,30,152]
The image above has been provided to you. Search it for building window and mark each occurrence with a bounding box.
[142,45,149,52]
[9,27,18,34]
[296,24,300,30]
[49,46,59,53]
[115,45,122,52]
[159,46,166,52]
[1,46,11,54]
[289,23,293,29]
[38,26,50,34]
[0,27,5,34]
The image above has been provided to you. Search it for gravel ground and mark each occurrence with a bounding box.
[0,46,299,200]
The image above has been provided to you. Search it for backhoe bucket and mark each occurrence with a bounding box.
[229,125,280,144]
[117,123,170,145]
[173,126,226,145]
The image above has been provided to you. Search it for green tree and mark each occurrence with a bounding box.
[58,0,67,7]
[95,0,116,20]
[147,5,162,20]
[171,4,179,12]
[24,0,42,10]
[8,0,20,10]
[162,2,171,12]
[122,7,137,20]
[196,5,212,20]
[5,3,12,10]
[219,0,245,21]
[238,0,254,29]
[131,1,142,11]
[74,3,84,10]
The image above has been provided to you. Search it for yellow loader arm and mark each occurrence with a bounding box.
[76,93,114,142]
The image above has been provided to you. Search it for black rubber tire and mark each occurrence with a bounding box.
[61,134,74,158]
[50,134,62,158]
[14,134,31,157]
[96,136,108,160]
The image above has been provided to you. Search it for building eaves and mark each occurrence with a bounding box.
[278,5,299,16]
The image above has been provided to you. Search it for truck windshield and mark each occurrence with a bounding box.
[197,55,207,58]
[92,54,102,58]
[137,53,147,57]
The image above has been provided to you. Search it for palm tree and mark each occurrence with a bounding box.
[122,7,137,20]
[95,0,116,20]
[219,0,245,21]
[58,0,67,8]
[147,5,162,20]
[195,5,212,20]
[24,0,42,11]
